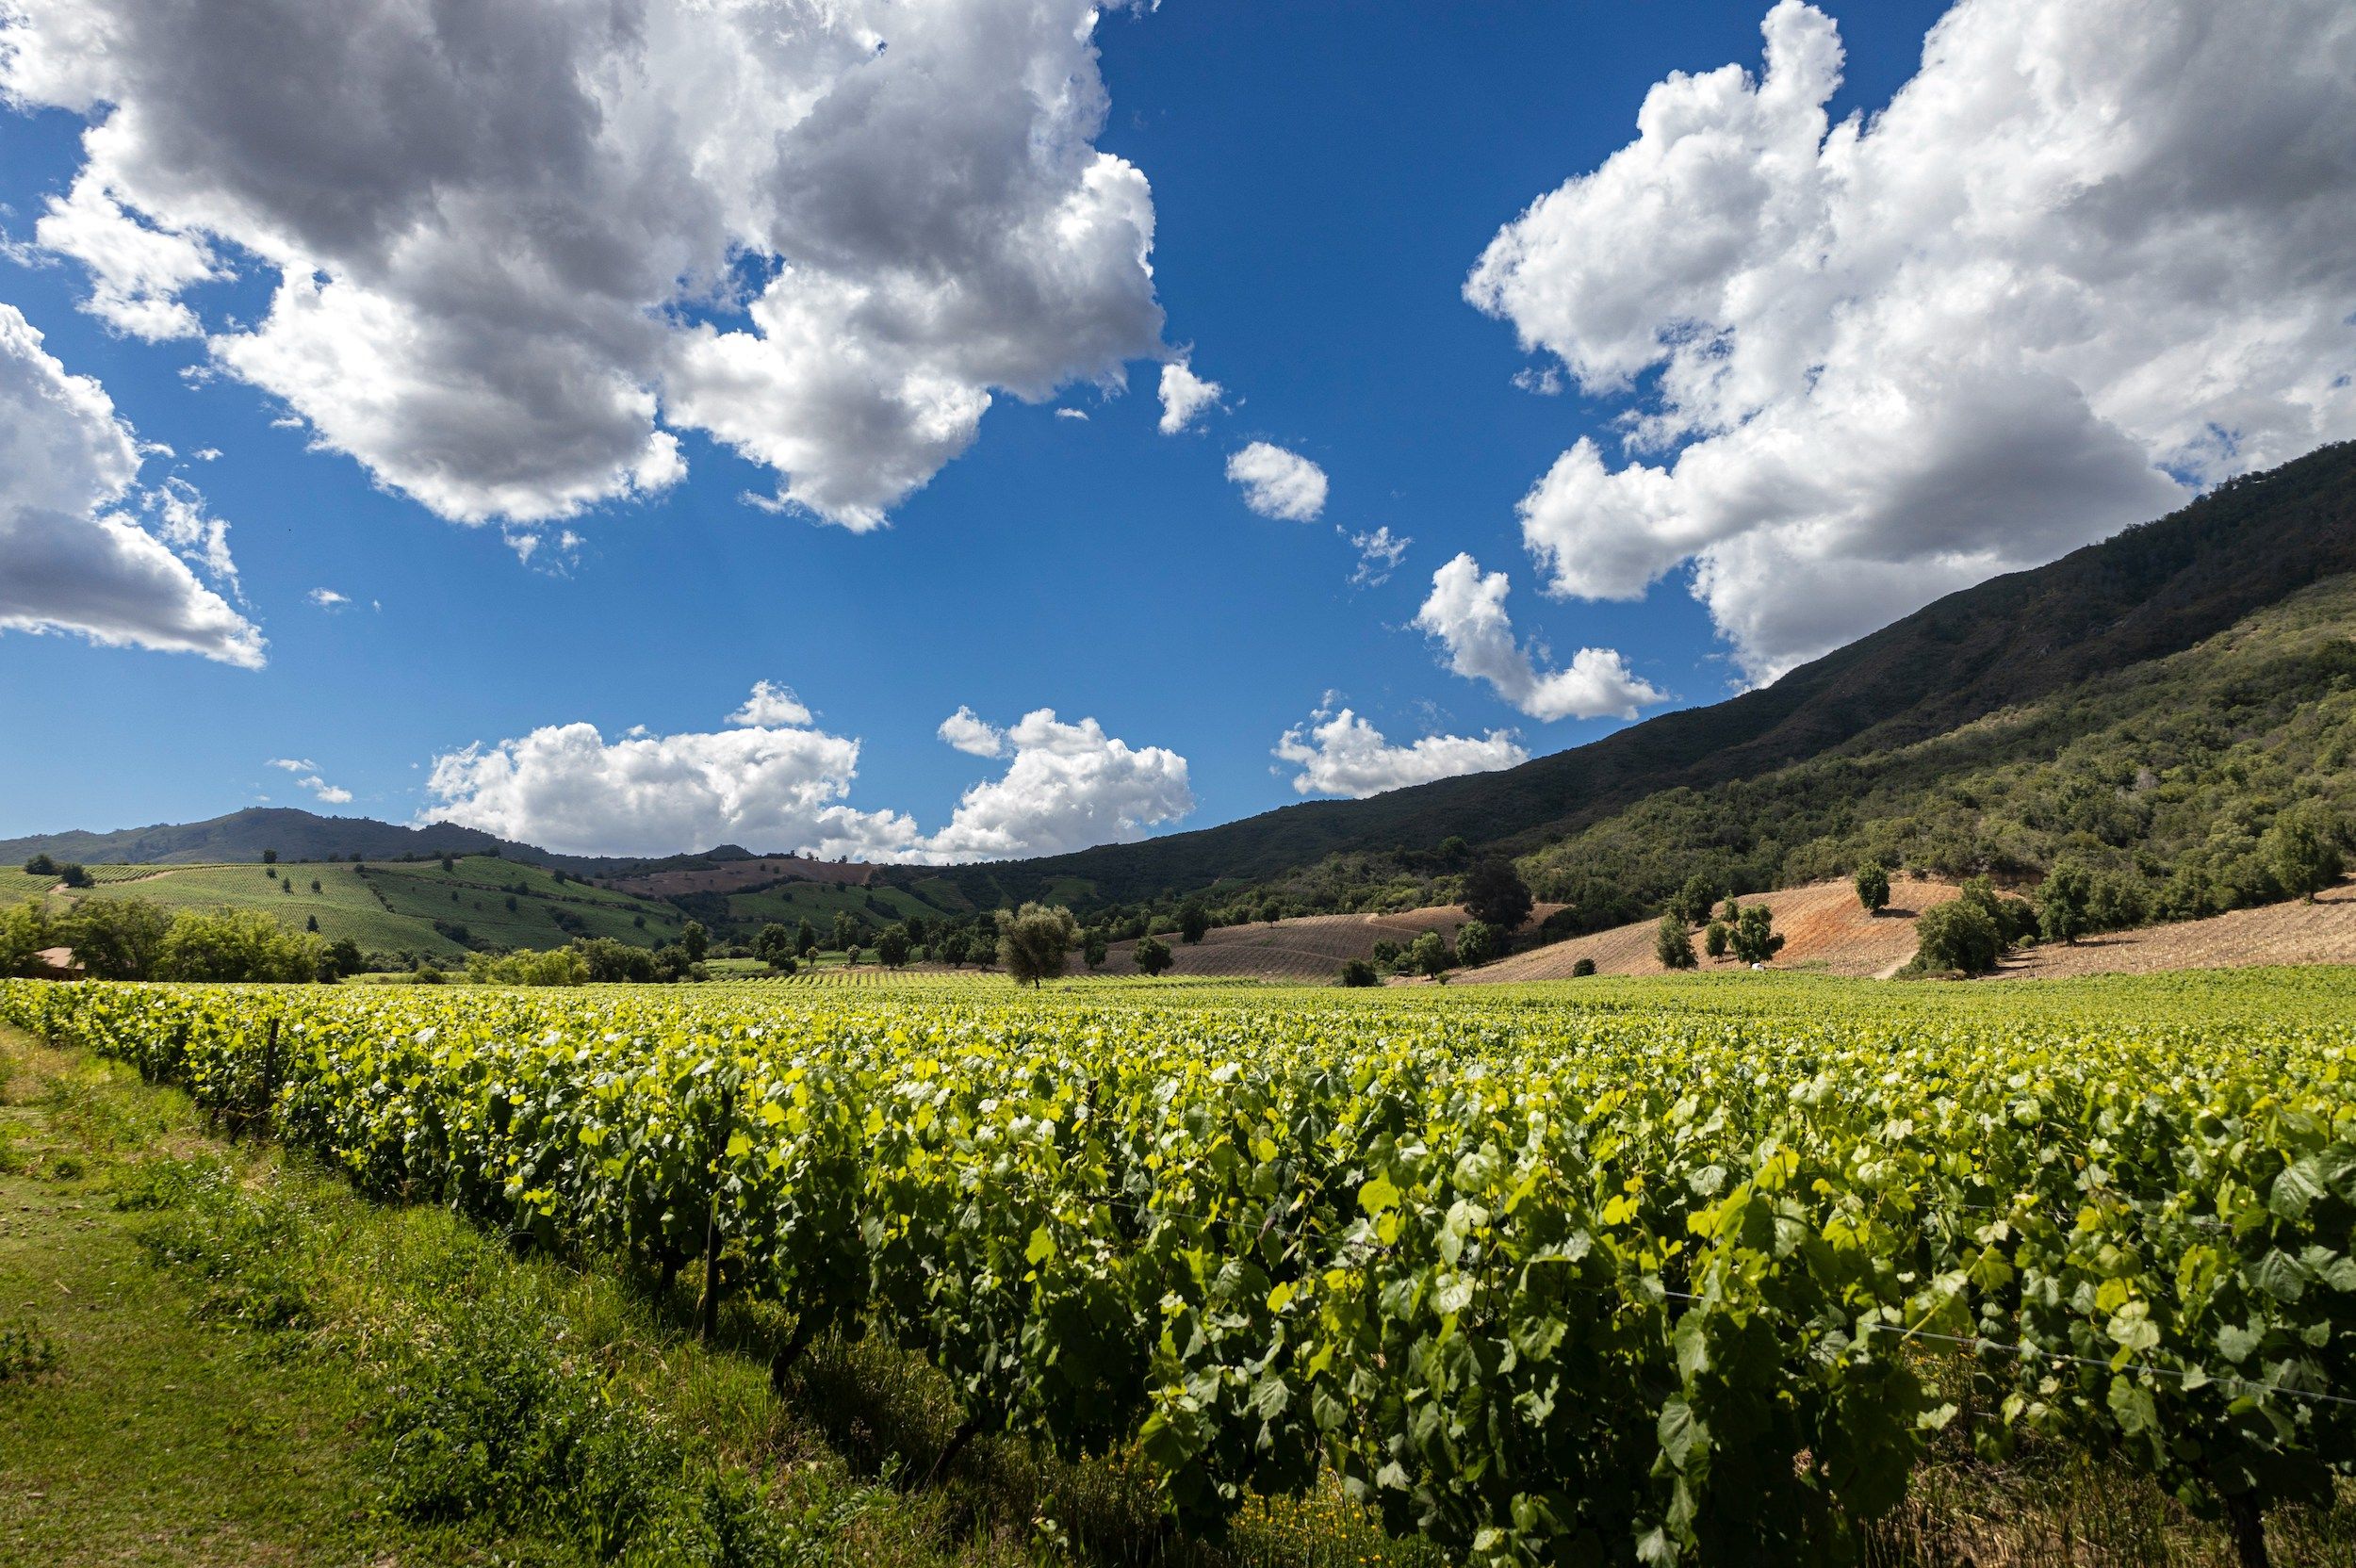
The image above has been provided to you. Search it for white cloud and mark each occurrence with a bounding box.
[937,705,1006,758]
[1156,360,1222,433]
[1415,553,1665,722]
[1055,407,1089,421]
[306,587,349,609]
[922,709,1193,861]
[1225,441,1328,521]
[423,692,1189,861]
[4,0,1166,533]
[1511,366,1562,397]
[728,680,812,729]
[1346,525,1410,586]
[1274,704,1527,798]
[266,757,351,804]
[426,714,921,861]
[0,302,264,667]
[193,448,221,461]
[1465,0,2356,681]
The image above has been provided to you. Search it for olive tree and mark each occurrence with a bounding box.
[999,902,1080,988]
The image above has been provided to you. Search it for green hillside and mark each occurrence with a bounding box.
[40,856,682,962]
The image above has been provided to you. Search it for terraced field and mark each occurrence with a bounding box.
[1102,903,1560,981]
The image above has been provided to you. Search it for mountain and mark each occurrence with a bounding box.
[8,442,2353,939]
[0,808,560,870]
[917,441,2356,911]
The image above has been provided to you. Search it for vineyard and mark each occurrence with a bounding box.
[4,971,2352,1566]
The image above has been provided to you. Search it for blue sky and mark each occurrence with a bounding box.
[1,0,2348,858]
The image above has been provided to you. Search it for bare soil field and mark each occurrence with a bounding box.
[1993,879,2356,979]
[1461,875,1961,984]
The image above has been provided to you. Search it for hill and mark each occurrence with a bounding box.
[0,808,559,871]
[912,441,2356,914]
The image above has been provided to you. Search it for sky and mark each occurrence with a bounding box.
[1,0,2351,860]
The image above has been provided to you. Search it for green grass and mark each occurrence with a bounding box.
[722,879,941,933]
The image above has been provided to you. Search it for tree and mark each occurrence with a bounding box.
[1854,862,1890,916]
[2263,798,2347,903]
[61,898,172,979]
[1083,932,1108,971]
[794,918,818,958]
[1437,835,1470,864]
[155,907,321,983]
[939,928,972,968]
[679,921,709,963]
[320,937,365,981]
[1134,935,1172,976]
[2037,858,2095,944]
[305,913,320,932]
[831,910,859,952]
[1654,913,1697,970]
[23,854,56,877]
[57,862,92,889]
[1179,902,1211,945]
[999,903,1079,988]
[1667,872,1719,930]
[1369,939,1402,972]
[1407,930,1453,978]
[844,944,862,968]
[2,900,54,976]
[754,923,790,966]
[1703,920,1730,959]
[1463,858,1535,931]
[1338,958,1378,988]
[263,848,278,864]
[876,923,911,968]
[440,854,455,873]
[1453,919,1503,968]
[309,878,323,894]
[1731,903,1783,965]
[1909,900,2002,976]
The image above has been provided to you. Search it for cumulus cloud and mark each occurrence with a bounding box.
[1466,0,2356,680]
[1157,359,1223,433]
[922,708,1194,861]
[1346,525,1410,586]
[728,680,812,729]
[1415,553,1665,722]
[937,706,1007,758]
[1225,441,1328,521]
[1273,703,1527,798]
[3,0,1166,534]
[424,691,1189,861]
[0,302,264,667]
[267,757,352,804]
[306,587,348,609]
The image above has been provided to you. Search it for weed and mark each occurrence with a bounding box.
[0,1319,59,1383]
[133,1160,314,1332]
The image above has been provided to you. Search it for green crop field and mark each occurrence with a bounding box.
[720,877,946,932]
[5,967,2352,1567]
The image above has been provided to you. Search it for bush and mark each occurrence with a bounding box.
[21,853,56,877]
[1407,930,1453,978]
[1134,935,1172,976]
[2037,858,2095,944]
[1908,900,2003,976]
[1338,958,1378,988]
[1453,919,1503,967]
[1570,956,1596,978]
[2263,798,2348,902]
[465,947,591,987]
[1854,862,1890,914]
[155,907,323,983]
[1653,913,1696,970]
[1179,903,1211,944]
[1703,920,1729,959]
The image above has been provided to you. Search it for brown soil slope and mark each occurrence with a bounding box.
[1104,904,1564,982]
[1994,880,2356,979]
[1461,876,1961,984]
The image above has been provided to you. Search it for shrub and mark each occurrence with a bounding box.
[2264,798,2348,902]
[2037,858,2095,944]
[1134,935,1172,976]
[1338,958,1378,988]
[1653,913,1696,970]
[1703,920,1730,959]
[1570,956,1596,978]
[1179,903,1211,944]
[1854,862,1890,915]
[1908,900,2003,976]
[1453,919,1503,968]
[156,907,323,983]
[1407,930,1453,978]
[1731,902,1783,965]
[465,947,591,987]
